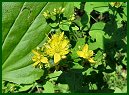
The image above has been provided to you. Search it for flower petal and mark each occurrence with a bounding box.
[59,32,64,40]
[61,39,69,49]
[54,53,61,64]
[88,58,95,63]
[41,57,49,63]
[62,55,66,59]
[82,44,88,52]
[32,50,40,56]
[33,61,40,67]
[77,51,85,58]
[32,56,37,61]
[88,50,94,57]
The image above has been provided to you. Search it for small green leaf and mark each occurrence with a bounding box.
[82,67,97,76]
[90,22,105,31]
[56,83,69,93]
[89,30,104,50]
[94,50,103,61]
[71,25,79,30]
[59,22,70,31]
[49,22,59,28]
[72,62,84,69]
[74,2,80,9]
[43,81,55,93]
[51,15,56,21]
[48,71,62,79]
[18,84,33,92]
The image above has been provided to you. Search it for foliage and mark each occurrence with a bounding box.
[2,2,127,93]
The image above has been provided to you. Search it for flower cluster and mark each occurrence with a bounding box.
[33,8,96,68]
[43,7,65,19]
[32,31,96,68]
[32,50,49,68]
[32,32,70,68]
[68,14,75,21]
[44,32,70,64]
[110,2,123,8]
[77,44,95,63]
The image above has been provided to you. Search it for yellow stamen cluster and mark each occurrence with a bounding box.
[77,44,95,63]
[32,50,49,68]
[44,32,70,64]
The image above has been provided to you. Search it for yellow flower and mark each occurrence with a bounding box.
[32,50,49,68]
[110,2,123,8]
[69,14,75,21]
[53,7,65,15]
[77,44,95,63]
[44,32,70,64]
[43,10,51,19]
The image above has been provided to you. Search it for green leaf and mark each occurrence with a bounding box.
[114,87,122,93]
[74,2,80,9]
[48,71,62,79]
[49,22,59,28]
[72,62,84,69]
[71,38,85,59]
[93,2,109,13]
[123,5,127,19]
[2,2,24,43]
[74,13,89,29]
[89,84,98,90]
[122,86,127,93]
[43,81,55,93]
[60,70,84,92]
[82,67,98,76]
[94,50,103,62]
[2,2,70,84]
[64,2,74,18]
[56,83,69,93]
[81,13,89,26]
[84,3,93,14]
[85,2,109,14]
[90,22,105,31]
[59,22,70,31]
[71,25,79,31]
[2,65,44,84]
[89,30,104,50]
[18,84,33,92]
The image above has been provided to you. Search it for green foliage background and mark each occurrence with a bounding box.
[2,2,127,93]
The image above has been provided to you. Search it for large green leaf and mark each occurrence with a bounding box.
[2,2,24,44]
[2,2,74,84]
